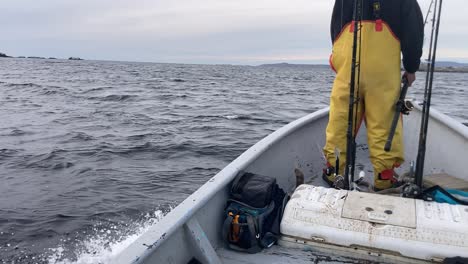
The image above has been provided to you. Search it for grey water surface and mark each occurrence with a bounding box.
[0,58,466,263]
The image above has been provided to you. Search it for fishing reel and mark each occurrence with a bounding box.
[333,175,347,190]
[401,183,422,198]
[401,100,414,115]
[333,172,368,191]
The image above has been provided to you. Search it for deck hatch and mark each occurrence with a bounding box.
[342,192,417,228]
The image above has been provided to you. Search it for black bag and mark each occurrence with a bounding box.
[230,172,276,208]
[222,172,288,253]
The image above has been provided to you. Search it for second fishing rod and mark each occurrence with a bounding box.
[343,0,363,190]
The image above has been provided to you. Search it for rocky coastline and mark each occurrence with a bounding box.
[0,52,83,61]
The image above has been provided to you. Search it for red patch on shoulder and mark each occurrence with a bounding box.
[375,19,383,32]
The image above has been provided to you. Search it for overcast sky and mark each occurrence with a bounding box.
[1,0,466,65]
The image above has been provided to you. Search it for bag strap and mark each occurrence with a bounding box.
[222,214,234,244]
[260,232,277,249]
[270,189,290,236]
[245,215,262,253]
[256,201,276,235]
[280,193,290,219]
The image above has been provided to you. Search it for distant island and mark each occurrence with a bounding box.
[0,52,11,58]
[0,52,83,61]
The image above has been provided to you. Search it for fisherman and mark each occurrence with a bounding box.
[323,0,424,190]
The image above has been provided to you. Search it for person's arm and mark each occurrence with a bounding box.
[403,71,416,86]
[330,0,341,44]
[401,0,424,77]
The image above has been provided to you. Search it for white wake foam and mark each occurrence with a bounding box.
[47,210,165,264]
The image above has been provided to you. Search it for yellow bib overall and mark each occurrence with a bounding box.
[324,20,404,190]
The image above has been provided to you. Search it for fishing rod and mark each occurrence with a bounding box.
[385,0,438,153]
[384,77,413,152]
[414,0,443,189]
[424,0,435,25]
[344,0,363,190]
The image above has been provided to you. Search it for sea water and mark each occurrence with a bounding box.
[0,58,466,263]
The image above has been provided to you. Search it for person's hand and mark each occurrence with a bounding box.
[403,71,416,86]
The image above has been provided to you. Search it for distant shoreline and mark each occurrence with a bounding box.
[258,63,328,68]
[260,63,468,73]
[1,54,468,72]
[0,52,83,61]
[418,65,468,73]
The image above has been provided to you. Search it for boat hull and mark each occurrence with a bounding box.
[115,103,468,264]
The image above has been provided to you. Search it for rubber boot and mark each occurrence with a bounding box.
[374,169,397,191]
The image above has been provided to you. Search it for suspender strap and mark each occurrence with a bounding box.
[373,0,383,32]
[246,215,262,253]
[373,0,381,19]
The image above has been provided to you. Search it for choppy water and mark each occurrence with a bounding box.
[0,58,466,263]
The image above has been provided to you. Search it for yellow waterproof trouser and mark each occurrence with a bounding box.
[324,21,404,189]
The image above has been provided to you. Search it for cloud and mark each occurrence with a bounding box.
[0,0,467,64]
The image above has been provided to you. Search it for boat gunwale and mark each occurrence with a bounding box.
[116,103,468,263]
[116,108,330,263]
[411,99,468,139]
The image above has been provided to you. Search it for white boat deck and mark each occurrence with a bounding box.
[217,242,434,264]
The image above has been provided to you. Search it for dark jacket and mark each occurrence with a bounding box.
[331,0,424,73]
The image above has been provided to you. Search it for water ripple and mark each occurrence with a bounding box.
[0,58,466,263]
